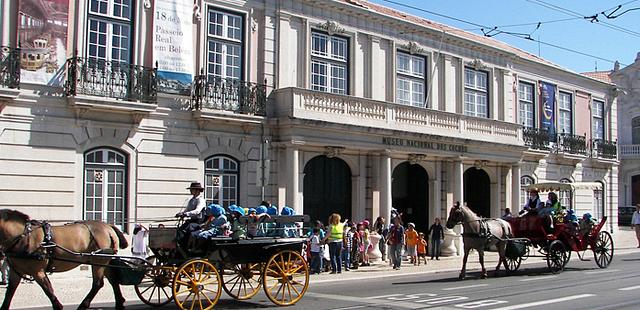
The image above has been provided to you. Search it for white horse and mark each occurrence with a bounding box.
[445,204,512,279]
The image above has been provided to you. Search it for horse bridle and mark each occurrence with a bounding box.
[0,221,33,254]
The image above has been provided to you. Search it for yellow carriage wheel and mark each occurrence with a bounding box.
[262,250,309,306]
[222,263,263,300]
[172,259,222,310]
[134,264,174,307]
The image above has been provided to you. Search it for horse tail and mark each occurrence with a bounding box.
[110,224,129,249]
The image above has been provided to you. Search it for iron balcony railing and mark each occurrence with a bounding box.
[0,46,20,89]
[592,139,617,159]
[191,75,266,116]
[557,133,587,155]
[523,127,551,151]
[64,57,157,103]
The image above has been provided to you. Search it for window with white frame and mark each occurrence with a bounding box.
[559,178,572,209]
[518,82,535,128]
[593,187,604,220]
[310,31,348,94]
[464,68,488,117]
[558,91,573,135]
[84,148,127,229]
[205,155,239,208]
[87,0,132,62]
[592,99,605,140]
[396,52,426,107]
[207,9,243,80]
[520,176,535,208]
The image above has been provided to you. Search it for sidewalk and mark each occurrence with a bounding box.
[2,227,638,309]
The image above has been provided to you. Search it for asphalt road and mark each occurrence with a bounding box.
[33,250,639,310]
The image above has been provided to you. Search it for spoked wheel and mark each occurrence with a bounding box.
[593,231,614,268]
[134,256,174,307]
[263,250,309,306]
[172,259,222,310]
[222,263,263,300]
[504,255,522,273]
[546,240,567,274]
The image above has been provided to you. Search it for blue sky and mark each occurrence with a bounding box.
[370,0,639,73]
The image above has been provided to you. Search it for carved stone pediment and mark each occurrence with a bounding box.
[467,58,487,70]
[324,146,345,158]
[408,153,427,164]
[317,21,345,35]
[399,41,425,55]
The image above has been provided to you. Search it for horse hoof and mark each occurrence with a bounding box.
[458,273,465,280]
[480,273,488,279]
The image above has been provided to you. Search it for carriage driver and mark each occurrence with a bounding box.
[176,182,207,232]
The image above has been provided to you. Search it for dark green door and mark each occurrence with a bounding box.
[392,162,429,233]
[464,168,491,218]
[303,156,352,224]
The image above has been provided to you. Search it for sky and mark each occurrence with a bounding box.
[369,0,639,73]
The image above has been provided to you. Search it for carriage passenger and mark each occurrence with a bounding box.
[255,206,270,236]
[281,206,300,237]
[193,204,228,239]
[176,182,207,247]
[228,205,247,240]
[246,207,271,238]
[521,189,541,215]
[578,213,597,237]
[265,205,279,236]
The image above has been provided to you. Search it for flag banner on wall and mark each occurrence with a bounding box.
[18,0,69,86]
[153,0,194,95]
[540,81,557,142]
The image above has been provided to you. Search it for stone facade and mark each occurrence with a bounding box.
[0,0,618,233]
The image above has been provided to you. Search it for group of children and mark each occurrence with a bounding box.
[403,223,429,266]
[185,203,299,251]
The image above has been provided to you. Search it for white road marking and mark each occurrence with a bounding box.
[584,269,619,275]
[618,285,640,291]
[518,275,557,282]
[489,294,595,310]
[366,293,403,299]
[442,284,489,291]
[331,306,368,310]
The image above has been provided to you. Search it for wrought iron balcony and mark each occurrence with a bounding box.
[591,139,617,159]
[523,127,551,151]
[557,133,587,155]
[0,46,20,89]
[191,75,266,116]
[64,57,157,103]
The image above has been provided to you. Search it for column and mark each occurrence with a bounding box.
[453,160,464,206]
[2,0,18,46]
[380,153,392,223]
[429,160,442,221]
[492,166,502,218]
[511,163,521,214]
[286,147,299,213]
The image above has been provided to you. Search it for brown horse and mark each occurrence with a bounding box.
[445,204,512,279]
[0,209,128,310]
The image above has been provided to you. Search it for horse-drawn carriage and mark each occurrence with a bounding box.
[0,209,309,310]
[502,182,614,274]
[131,214,310,309]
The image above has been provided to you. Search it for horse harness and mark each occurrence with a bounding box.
[461,218,510,241]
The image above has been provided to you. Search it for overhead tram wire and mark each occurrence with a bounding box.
[526,0,640,38]
[379,0,624,66]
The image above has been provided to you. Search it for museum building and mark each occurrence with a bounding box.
[0,0,618,233]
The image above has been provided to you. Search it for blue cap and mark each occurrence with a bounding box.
[228,204,245,216]
[281,206,295,216]
[207,204,225,217]
[256,206,268,214]
[267,206,278,216]
[248,208,257,214]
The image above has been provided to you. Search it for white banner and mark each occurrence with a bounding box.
[154,0,193,95]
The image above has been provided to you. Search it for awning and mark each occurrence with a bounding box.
[526,182,602,192]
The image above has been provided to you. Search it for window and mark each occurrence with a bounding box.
[520,176,535,208]
[464,68,488,117]
[559,178,572,209]
[518,82,535,128]
[84,148,127,229]
[592,99,604,140]
[632,117,640,144]
[207,9,243,80]
[311,31,348,94]
[87,0,131,62]
[396,52,426,107]
[593,186,604,220]
[558,92,573,135]
[205,155,239,208]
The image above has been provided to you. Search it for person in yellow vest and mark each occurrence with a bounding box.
[322,213,348,274]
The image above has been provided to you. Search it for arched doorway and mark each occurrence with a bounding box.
[464,168,491,218]
[392,162,429,233]
[303,156,352,224]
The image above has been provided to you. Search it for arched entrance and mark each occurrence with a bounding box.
[392,162,429,233]
[632,174,640,206]
[463,168,491,218]
[303,156,352,224]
